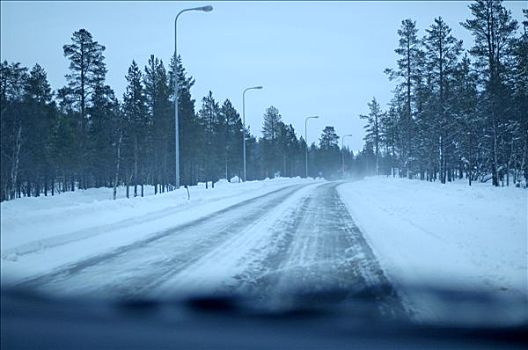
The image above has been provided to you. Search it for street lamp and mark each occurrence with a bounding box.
[174,5,213,189]
[304,116,319,178]
[242,86,263,182]
[341,134,353,178]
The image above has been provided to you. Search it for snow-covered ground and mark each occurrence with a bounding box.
[1,175,525,322]
[338,176,528,318]
[1,177,319,284]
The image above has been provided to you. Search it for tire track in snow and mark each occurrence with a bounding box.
[17,181,404,319]
[2,183,304,259]
[16,184,313,296]
[149,182,404,317]
[152,186,315,296]
[231,182,405,318]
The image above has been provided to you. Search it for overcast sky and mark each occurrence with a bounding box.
[1,1,525,152]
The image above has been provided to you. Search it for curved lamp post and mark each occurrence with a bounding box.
[174,5,213,189]
[242,86,263,182]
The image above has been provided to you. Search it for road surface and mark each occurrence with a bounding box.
[19,182,403,317]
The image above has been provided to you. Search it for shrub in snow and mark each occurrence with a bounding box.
[230,176,241,183]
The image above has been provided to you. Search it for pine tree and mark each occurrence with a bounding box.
[62,29,106,121]
[49,110,77,194]
[219,99,243,180]
[385,19,422,176]
[276,123,300,177]
[61,28,107,189]
[380,100,400,176]
[452,54,480,185]
[88,84,119,188]
[510,9,528,185]
[317,126,340,178]
[413,50,437,181]
[123,60,148,196]
[245,130,260,180]
[144,55,172,192]
[197,91,220,187]
[21,64,56,196]
[423,17,463,183]
[261,106,282,177]
[462,0,518,186]
[169,56,199,185]
[360,97,383,175]
[0,62,28,200]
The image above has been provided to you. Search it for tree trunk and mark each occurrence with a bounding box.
[134,136,138,197]
[113,132,123,200]
[9,125,23,199]
[126,172,132,198]
[44,171,48,196]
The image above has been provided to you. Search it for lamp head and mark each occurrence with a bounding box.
[200,5,213,12]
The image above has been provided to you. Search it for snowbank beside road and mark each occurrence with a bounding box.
[1,177,319,283]
[338,177,527,318]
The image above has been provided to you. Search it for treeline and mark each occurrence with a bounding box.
[358,1,527,187]
[3,1,525,202]
[1,29,354,201]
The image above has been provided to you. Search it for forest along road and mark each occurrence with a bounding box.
[19,182,403,317]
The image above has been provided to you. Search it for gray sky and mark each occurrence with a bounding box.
[1,1,526,152]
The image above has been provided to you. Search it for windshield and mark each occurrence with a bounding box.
[1,0,527,329]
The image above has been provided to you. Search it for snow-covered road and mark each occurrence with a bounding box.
[12,182,400,316]
[19,184,310,296]
[3,177,524,321]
